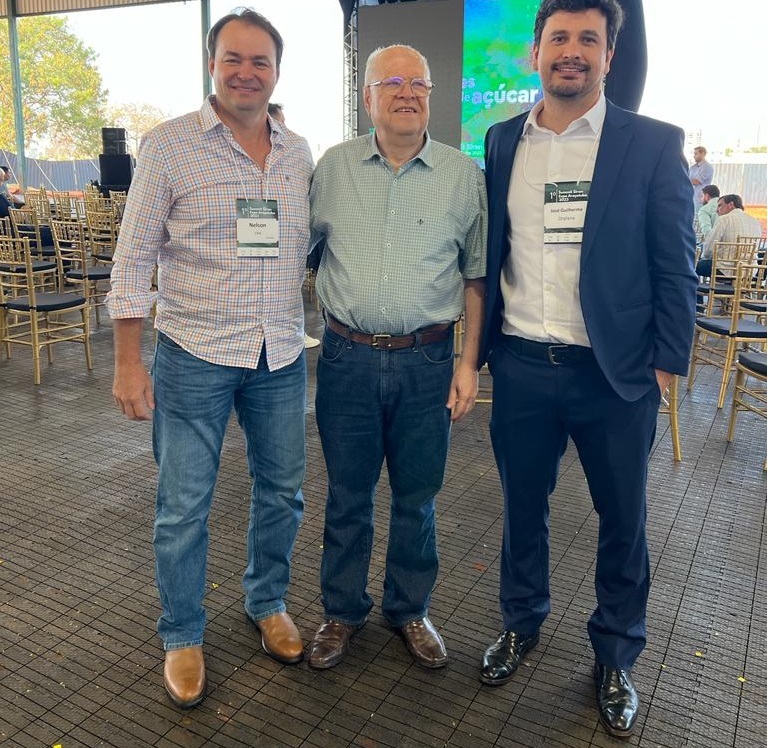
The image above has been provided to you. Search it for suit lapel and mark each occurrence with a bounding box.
[489,117,526,273]
[581,102,633,261]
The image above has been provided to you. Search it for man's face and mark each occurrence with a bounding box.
[208,19,279,120]
[364,47,430,145]
[533,9,613,105]
[693,149,705,163]
[701,192,711,205]
[0,170,8,183]
[716,199,733,216]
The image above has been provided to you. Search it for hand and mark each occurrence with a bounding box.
[446,363,478,422]
[113,362,155,421]
[655,369,673,395]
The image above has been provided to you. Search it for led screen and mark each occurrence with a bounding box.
[461,0,542,166]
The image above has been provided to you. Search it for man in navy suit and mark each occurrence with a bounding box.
[478,0,697,738]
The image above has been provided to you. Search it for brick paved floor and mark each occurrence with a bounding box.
[1,302,765,748]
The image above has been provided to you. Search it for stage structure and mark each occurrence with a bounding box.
[339,0,647,167]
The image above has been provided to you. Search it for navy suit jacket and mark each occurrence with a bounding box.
[480,100,698,402]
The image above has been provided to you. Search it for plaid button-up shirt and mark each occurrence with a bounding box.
[107,96,313,371]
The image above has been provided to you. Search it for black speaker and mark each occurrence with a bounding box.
[99,154,134,189]
[102,127,128,155]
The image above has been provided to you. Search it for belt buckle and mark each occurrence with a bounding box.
[371,333,392,349]
[547,344,569,365]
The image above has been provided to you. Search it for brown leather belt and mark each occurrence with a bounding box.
[326,314,453,350]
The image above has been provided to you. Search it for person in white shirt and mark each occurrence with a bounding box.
[697,193,763,277]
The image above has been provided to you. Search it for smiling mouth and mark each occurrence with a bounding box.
[553,64,588,74]
[394,106,418,113]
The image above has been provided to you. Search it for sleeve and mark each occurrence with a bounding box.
[702,213,725,259]
[106,131,170,320]
[645,126,699,375]
[697,204,715,237]
[460,163,488,280]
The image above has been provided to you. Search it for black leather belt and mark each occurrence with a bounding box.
[503,335,594,366]
[326,314,453,350]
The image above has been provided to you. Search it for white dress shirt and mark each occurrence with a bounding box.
[501,95,607,347]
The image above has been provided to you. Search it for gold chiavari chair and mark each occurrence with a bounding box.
[85,208,120,264]
[0,234,92,384]
[688,261,767,408]
[51,219,112,325]
[24,187,52,226]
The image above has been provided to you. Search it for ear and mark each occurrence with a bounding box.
[208,56,215,78]
[363,85,372,117]
[532,44,540,73]
[603,47,614,77]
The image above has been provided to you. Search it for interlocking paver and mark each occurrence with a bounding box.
[1,299,765,748]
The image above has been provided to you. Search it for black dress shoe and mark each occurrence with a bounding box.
[479,630,539,686]
[593,663,639,738]
[398,616,448,669]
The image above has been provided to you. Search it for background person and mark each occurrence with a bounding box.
[307,44,487,672]
[696,184,720,241]
[478,0,697,739]
[697,192,763,277]
[688,145,713,209]
[0,165,25,218]
[107,8,313,709]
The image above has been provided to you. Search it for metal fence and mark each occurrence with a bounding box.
[0,152,765,206]
[1,152,100,192]
[709,162,767,206]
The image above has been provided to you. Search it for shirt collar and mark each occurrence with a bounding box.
[363,131,434,169]
[200,95,221,133]
[523,92,607,136]
[201,95,284,146]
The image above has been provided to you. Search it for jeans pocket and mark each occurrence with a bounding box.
[418,337,454,365]
[156,331,184,352]
[319,330,347,363]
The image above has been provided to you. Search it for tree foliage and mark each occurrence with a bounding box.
[0,16,108,159]
[109,103,170,155]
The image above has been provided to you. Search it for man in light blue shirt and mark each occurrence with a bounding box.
[688,146,713,209]
[308,44,487,671]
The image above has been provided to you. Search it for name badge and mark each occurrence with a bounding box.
[236,198,279,257]
[543,182,590,244]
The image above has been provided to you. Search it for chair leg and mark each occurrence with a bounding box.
[668,377,682,461]
[83,309,93,371]
[30,313,42,385]
[726,367,745,442]
[717,338,738,409]
[687,329,701,391]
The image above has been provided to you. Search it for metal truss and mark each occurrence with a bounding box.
[342,6,358,141]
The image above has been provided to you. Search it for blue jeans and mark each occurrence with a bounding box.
[152,333,306,650]
[315,327,454,628]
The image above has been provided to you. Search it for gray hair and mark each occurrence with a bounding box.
[364,44,431,84]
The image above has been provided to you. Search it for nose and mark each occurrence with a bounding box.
[560,41,583,59]
[235,62,257,79]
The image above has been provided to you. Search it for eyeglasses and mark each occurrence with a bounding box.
[366,76,435,97]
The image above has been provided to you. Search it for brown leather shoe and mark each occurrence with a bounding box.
[164,646,206,709]
[250,611,303,664]
[307,619,365,669]
[398,616,448,669]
